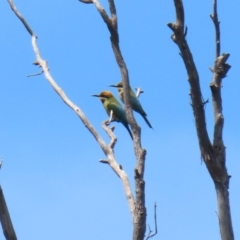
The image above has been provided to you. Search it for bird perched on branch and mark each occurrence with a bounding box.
[110,82,153,129]
[92,91,133,139]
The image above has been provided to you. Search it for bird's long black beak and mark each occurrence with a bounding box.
[109,84,118,88]
[92,94,100,97]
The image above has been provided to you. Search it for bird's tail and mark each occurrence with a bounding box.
[142,114,153,129]
[124,124,133,140]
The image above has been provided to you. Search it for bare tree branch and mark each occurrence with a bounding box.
[209,1,233,239]
[210,0,220,58]
[79,0,93,4]
[0,185,17,240]
[168,1,234,239]
[27,70,43,77]
[7,0,136,220]
[145,203,157,240]
[7,0,34,36]
[79,0,147,238]
[135,88,144,98]
[210,54,230,148]
[210,0,231,153]
[102,120,117,149]
[167,0,214,173]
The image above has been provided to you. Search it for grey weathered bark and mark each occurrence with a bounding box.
[168,1,233,240]
[0,185,17,240]
[7,0,136,235]
[6,0,150,239]
[79,1,147,239]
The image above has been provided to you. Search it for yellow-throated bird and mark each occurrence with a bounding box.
[110,82,153,128]
[92,91,133,139]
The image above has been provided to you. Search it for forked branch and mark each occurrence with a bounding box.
[145,203,157,240]
[209,3,233,238]
[79,0,147,239]
[168,1,233,239]
[7,0,135,219]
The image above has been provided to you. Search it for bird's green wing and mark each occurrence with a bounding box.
[130,92,147,116]
[106,100,133,139]
[107,101,128,123]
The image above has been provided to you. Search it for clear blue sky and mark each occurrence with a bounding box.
[1,1,239,239]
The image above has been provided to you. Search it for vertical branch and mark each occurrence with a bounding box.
[210,54,230,148]
[108,0,117,21]
[209,1,233,240]
[210,0,220,58]
[167,0,213,167]
[168,0,234,239]
[0,186,17,240]
[210,0,231,149]
[80,1,147,239]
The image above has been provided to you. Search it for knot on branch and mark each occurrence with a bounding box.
[142,149,147,157]
[134,168,140,178]
[167,23,178,43]
[214,64,231,79]
[167,22,186,44]
[33,60,40,66]
[214,53,231,78]
[210,53,231,87]
[213,142,225,155]
[136,204,146,216]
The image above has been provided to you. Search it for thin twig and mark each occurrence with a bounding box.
[102,120,117,149]
[145,203,158,240]
[7,0,34,36]
[135,87,144,98]
[27,71,43,77]
[99,159,109,164]
[210,0,220,58]
[145,224,152,239]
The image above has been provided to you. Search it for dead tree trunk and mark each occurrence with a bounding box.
[168,1,234,239]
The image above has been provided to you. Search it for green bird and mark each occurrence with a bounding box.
[110,82,153,129]
[92,91,133,139]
